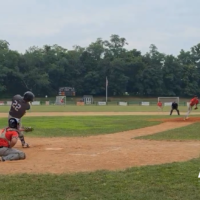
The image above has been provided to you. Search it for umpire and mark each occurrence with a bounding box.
[170,101,180,115]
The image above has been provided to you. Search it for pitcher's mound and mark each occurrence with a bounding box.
[161,117,200,122]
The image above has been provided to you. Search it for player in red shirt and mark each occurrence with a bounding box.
[0,118,26,162]
[184,95,199,120]
[157,101,163,111]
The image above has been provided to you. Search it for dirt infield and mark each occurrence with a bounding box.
[162,117,200,122]
[0,112,200,174]
[149,116,200,123]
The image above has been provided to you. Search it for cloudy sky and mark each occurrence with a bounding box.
[0,0,200,55]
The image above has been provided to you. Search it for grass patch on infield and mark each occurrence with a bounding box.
[0,158,200,200]
[0,116,163,137]
[136,122,200,140]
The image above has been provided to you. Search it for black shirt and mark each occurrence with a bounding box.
[9,95,30,118]
[172,102,178,109]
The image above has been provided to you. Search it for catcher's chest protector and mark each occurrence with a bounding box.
[0,128,20,145]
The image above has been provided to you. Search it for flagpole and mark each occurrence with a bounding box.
[106,76,108,103]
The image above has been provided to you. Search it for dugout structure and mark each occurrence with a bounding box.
[83,95,93,105]
[55,96,66,105]
[158,97,179,106]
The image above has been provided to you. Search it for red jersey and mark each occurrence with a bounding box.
[157,102,162,107]
[0,128,18,147]
[190,98,199,106]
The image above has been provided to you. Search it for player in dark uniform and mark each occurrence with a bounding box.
[8,91,35,148]
[170,101,180,115]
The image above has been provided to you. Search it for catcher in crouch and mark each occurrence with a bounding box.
[0,118,33,162]
[184,95,199,120]
[0,118,26,162]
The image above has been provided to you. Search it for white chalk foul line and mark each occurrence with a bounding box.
[68,147,121,156]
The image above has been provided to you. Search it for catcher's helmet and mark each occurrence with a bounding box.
[23,91,35,102]
[8,118,19,129]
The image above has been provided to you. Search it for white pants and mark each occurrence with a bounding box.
[158,106,163,111]
[185,105,192,118]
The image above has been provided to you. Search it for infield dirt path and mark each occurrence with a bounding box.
[0,112,200,174]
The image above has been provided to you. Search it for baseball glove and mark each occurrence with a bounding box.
[195,107,198,110]
[21,127,34,132]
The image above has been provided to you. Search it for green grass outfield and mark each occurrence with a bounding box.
[136,122,200,141]
[0,105,193,113]
[0,115,163,137]
[0,158,200,200]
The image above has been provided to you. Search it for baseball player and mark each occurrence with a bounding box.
[0,118,26,162]
[157,100,163,111]
[170,101,180,115]
[8,91,35,148]
[184,95,199,120]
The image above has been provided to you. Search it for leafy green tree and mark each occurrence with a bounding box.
[1,35,200,98]
[177,48,200,96]
[162,55,182,96]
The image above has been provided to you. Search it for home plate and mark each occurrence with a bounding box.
[45,148,63,151]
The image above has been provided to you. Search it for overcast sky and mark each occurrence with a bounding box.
[1,0,200,56]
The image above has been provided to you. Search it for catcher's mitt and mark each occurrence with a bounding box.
[21,127,34,132]
[194,107,198,110]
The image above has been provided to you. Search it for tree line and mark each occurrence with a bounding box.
[0,34,200,98]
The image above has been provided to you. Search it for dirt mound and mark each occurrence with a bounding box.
[149,116,200,122]
[160,117,200,122]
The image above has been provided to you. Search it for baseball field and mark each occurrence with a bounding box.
[0,105,200,199]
